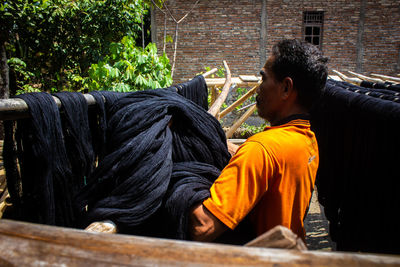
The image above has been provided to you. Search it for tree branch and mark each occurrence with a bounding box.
[177,0,200,24]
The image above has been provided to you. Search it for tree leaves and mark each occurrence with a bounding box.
[86,35,172,92]
[3,0,150,93]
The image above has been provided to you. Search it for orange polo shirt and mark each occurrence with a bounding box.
[203,116,319,240]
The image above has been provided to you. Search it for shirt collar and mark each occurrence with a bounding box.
[271,114,310,127]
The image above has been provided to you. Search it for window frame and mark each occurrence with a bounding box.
[303,11,324,50]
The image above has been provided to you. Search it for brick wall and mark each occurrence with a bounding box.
[362,0,400,74]
[154,0,400,83]
[154,0,262,83]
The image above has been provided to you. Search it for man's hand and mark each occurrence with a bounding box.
[85,220,117,234]
[189,204,228,242]
[227,141,239,156]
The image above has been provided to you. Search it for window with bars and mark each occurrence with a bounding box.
[303,11,324,49]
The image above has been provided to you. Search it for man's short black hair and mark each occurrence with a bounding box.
[269,39,328,110]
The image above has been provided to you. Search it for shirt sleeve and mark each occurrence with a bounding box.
[203,140,275,229]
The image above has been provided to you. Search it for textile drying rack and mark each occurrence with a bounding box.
[1,66,400,266]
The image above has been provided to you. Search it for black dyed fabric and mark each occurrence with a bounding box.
[360,80,400,92]
[54,92,95,190]
[334,80,400,102]
[3,77,230,241]
[169,75,209,110]
[76,89,230,237]
[3,92,77,226]
[310,79,400,254]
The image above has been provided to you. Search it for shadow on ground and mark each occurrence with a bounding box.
[304,189,336,251]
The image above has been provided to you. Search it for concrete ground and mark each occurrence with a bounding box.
[304,188,336,251]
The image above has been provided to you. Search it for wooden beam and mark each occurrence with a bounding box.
[0,219,399,266]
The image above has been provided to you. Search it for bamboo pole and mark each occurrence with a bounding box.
[202,68,218,78]
[208,61,232,118]
[332,70,362,85]
[347,71,384,83]
[219,84,259,119]
[225,104,257,139]
[0,94,97,121]
[205,77,259,87]
[370,73,400,83]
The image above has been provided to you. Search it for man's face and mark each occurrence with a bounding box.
[256,56,284,122]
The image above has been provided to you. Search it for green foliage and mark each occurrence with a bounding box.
[240,122,268,137]
[235,87,257,111]
[85,36,172,92]
[7,58,39,94]
[2,0,157,94]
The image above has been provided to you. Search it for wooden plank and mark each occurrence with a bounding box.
[239,75,260,82]
[0,219,399,266]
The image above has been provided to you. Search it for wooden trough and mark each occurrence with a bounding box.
[1,219,400,266]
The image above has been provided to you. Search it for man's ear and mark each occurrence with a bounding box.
[282,77,294,98]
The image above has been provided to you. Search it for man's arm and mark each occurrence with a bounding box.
[189,203,228,242]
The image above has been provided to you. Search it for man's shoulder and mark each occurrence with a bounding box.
[245,123,313,151]
[247,126,288,143]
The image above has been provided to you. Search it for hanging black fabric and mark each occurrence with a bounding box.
[3,92,76,226]
[169,75,209,110]
[87,91,127,162]
[54,92,95,190]
[310,79,400,254]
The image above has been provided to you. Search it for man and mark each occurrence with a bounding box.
[190,39,328,242]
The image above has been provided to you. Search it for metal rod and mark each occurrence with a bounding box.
[237,102,256,112]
